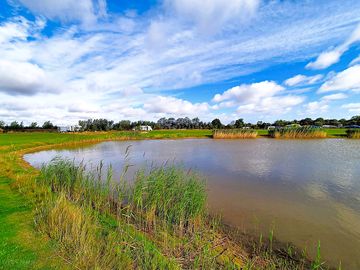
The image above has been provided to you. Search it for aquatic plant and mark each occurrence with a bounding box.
[213,129,258,139]
[346,129,360,138]
[269,127,327,139]
[35,158,323,269]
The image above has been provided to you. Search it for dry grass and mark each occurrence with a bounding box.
[346,129,360,138]
[213,129,258,139]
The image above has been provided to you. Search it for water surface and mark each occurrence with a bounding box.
[25,139,360,269]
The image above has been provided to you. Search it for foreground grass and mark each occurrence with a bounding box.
[0,131,336,269]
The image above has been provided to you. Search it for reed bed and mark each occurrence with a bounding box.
[346,129,360,138]
[34,158,323,269]
[213,129,258,139]
[269,127,327,139]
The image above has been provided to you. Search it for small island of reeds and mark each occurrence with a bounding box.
[346,129,360,138]
[268,127,327,139]
[213,129,258,139]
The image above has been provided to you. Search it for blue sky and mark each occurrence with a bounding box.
[1,0,360,125]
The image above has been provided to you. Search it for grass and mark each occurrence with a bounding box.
[0,130,338,269]
[268,127,327,139]
[346,129,360,138]
[213,129,258,139]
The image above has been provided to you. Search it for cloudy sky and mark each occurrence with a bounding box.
[1,0,360,125]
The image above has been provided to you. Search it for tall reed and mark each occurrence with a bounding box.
[346,129,360,138]
[269,127,327,139]
[213,129,258,139]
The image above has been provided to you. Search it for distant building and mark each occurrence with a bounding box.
[322,125,337,128]
[140,125,152,131]
[133,125,153,131]
[267,126,276,130]
[58,125,80,133]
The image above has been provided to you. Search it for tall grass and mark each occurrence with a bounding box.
[269,127,327,139]
[213,129,258,139]
[34,158,327,269]
[346,129,360,138]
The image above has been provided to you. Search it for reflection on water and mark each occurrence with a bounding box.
[24,139,360,269]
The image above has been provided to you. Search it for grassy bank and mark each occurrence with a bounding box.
[0,131,337,269]
[213,129,258,139]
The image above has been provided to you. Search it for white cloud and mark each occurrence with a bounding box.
[284,74,323,87]
[213,81,304,115]
[304,101,329,115]
[307,23,360,69]
[143,96,209,116]
[13,0,107,26]
[0,59,58,95]
[213,81,284,103]
[319,65,360,93]
[321,93,348,101]
[342,103,360,114]
[163,0,260,34]
[237,95,304,114]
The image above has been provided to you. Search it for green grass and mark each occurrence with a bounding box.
[0,177,61,270]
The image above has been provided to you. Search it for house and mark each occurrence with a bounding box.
[58,126,70,133]
[267,126,276,130]
[58,125,81,133]
[322,125,337,128]
[140,125,152,131]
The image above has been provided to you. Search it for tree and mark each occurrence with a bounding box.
[234,118,244,128]
[42,121,54,129]
[211,118,223,129]
[0,120,5,128]
[30,122,38,128]
[10,121,21,129]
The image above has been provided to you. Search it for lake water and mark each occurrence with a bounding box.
[24,139,360,269]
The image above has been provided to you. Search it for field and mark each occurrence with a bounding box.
[0,130,347,269]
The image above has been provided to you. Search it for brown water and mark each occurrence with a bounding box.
[24,139,360,269]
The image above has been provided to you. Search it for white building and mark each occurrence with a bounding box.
[132,126,152,131]
[58,125,80,133]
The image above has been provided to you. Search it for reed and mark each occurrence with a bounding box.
[34,158,328,269]
[213,129,258,139]
[269,127,327,139]
[346,129,360,138]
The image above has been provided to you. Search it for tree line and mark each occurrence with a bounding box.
[1,116,360,132]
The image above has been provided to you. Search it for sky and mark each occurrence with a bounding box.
[1,0,360,125]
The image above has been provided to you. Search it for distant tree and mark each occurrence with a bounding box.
[10,121,21,129]
[299,118,313,126]
[211,118,223,129]
[314,118,324,127]
[234,118,244,128]
[42,121,54,129]
[0,120,5,128]
[30,122,38,128]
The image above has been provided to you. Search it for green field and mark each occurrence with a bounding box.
[0,130,348,269]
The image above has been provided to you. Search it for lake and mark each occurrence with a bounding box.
[24,138,360,269]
